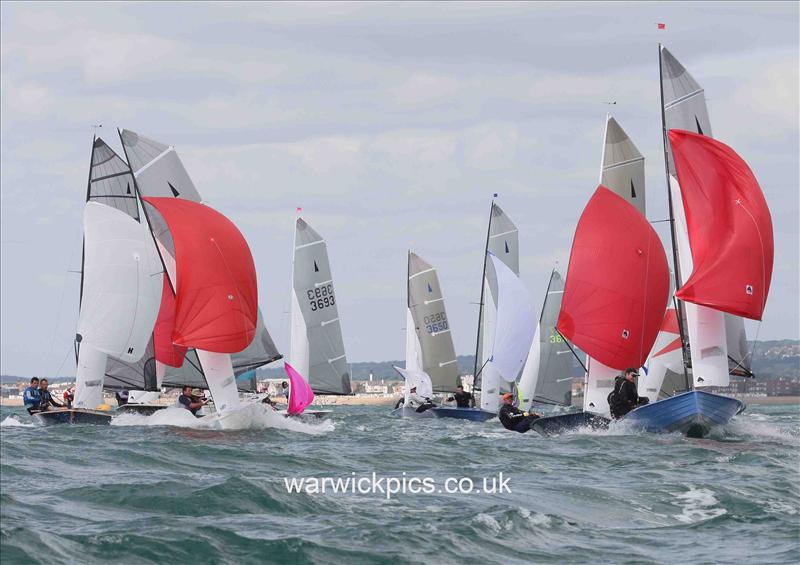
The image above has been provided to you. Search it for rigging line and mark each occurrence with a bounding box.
[52,343,74,380]
[555,327,588,374]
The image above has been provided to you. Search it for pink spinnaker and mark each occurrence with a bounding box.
[285,362,315,415]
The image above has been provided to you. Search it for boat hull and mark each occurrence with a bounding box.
[430,407,496,422]
[116,404,168,416]
[391,406,435,418]
[33,408,113,426]
[622,390,744,438]
[531,412,611,436]
[280,409,333,419]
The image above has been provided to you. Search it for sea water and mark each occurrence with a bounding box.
[0,403,798,564]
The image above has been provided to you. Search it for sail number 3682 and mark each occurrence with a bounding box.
[307,285,335,311]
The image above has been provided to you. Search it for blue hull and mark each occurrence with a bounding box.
[531,412,610,436]
[391,406,435,418]
[622,391,744,438]
[430,407,496,422]
[33,409,113,426]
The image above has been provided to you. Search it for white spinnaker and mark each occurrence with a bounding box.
[77,202,162,361]
[487,254,536,382]
[394,366,433,399]
[670,176,729,388]
[74,202,162,408]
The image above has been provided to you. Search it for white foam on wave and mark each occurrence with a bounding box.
[673,486,727,524]
[723,416,799,443]
[0,416,35,428]
[111,404,334,435]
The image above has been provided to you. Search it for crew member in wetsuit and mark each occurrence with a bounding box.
[281,381,290,400]
[261,394,277,411]
[498,393,541,433]
[445,385,475,408]
[407,387,436,413]
[37,379,63,412]
[178,386,207,417]
[23,377,41,414]
[115,389,129,406]
[608,368,649,419]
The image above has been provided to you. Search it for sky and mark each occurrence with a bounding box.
[1,1,798,377]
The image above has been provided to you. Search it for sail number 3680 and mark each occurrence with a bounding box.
[307,285,335,311]
[424,312,448,334]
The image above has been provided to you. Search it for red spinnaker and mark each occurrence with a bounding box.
[143,197,258,353]
[153,273,188,367]
[556,187,670,370]
[669,129,773,320]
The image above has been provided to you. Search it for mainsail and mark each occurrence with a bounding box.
[557,187,670,413]
[517,269,574,409]
[407,252,459,393]
[120,129,281,392]
[660,45,752,377]
[474,202,519,390]
[290,218,351,395]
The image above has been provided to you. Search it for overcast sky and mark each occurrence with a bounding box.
[1,2,797,377]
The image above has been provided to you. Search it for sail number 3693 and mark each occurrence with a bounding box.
[307,285,335,311]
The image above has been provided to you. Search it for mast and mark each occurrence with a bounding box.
[77,135,96,311]
[658,44,692,392]
[472,198,495,389]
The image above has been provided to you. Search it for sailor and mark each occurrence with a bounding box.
[498,393,540,433]
[608,368,649,419]
[406,387,436,413]
[261,394,278,411]
[281,381,290,400]
[63,387,75,409]
[178,386,207,417]
[37,379,63,411]
[23,377,41,414]
[445,385,475,408]
[115,389,129,407]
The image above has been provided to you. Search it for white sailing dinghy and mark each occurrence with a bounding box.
[393,252,460,418]
[117,130,281,421]
[36,138,163,425]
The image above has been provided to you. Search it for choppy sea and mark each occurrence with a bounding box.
[1,403,798,564]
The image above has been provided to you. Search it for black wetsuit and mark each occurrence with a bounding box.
[446,391,475,408]
[498,404,539,433]
[609,376,648,419]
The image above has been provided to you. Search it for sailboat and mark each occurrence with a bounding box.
[36,138,164,425]
[393,251,459,418]
[116,130,281,420]
[531,186,671,435]
[432,201,534,421]
[619,46,773,437]
[517,269,575,411]
[289,217,351,395]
